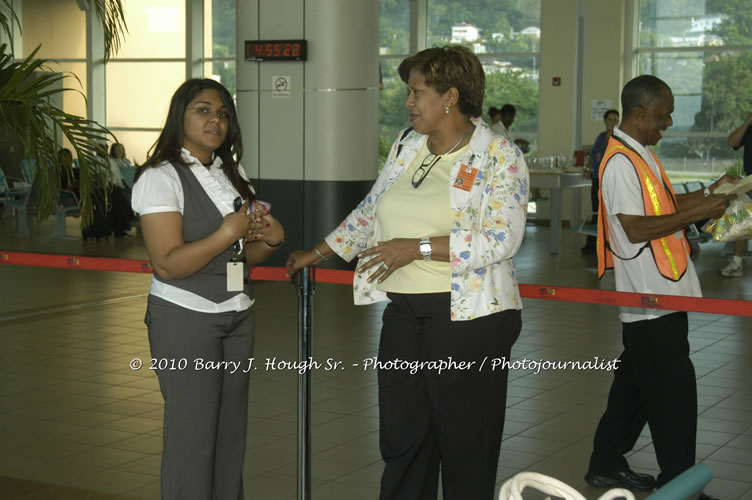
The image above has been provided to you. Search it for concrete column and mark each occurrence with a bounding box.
[410,0,427,54]
[538,0,578,156]
[536,0,631,226]
[85,0,105,125]
[186,0,204,80]
[582,0,626,146]
[236,0,380,267]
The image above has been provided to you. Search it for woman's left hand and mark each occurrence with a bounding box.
[246,210,285,247]
[357,238,420,283]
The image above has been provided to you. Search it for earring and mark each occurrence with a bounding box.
[445,106,450,114]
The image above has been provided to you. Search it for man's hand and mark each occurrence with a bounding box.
[712,174,741,192]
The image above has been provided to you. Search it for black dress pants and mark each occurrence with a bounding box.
[377,292,522,500]
[588,311,697,486]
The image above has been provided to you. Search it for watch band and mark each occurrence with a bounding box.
[419,237,432,261]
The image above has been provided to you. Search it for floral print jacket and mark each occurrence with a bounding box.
[324,119,529,321]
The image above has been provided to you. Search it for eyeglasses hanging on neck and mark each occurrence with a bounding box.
[411,153,441,188]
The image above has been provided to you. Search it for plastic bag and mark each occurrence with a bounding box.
[704,193,752,241]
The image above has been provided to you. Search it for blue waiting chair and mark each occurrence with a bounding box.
[0,167,34,234]
[20,158,37,184]
[53,189,81,239]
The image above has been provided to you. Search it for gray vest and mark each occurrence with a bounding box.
[153,164,252,303]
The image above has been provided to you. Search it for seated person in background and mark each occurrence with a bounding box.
[95,142,134,237]
[109,142,136,193]
[110,143,134,172]
[57,148,80,196]
[582,109,620,254]
[100,142,127,190]
[490,104,530,152]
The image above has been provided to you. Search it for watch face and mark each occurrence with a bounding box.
[420,242,431,253]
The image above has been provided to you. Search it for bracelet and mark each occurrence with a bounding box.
[314,246,328,260]
[263,239,284,248]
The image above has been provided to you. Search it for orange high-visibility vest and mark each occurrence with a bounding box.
[597,136,690,281]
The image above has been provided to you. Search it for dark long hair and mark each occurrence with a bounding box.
[134,78,254,201]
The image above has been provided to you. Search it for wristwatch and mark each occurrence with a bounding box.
[419,237,432,261]
[703,186,711,197]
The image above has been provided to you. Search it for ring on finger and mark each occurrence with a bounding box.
[382,263,389,271]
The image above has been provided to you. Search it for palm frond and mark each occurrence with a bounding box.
[0,0,21,55]
[0,1,129,226]
[0,45,115,224]
[92,0,128,61]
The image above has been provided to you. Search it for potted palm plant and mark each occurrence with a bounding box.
[0,0,127,226]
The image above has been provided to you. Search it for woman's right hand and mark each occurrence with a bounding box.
[286,250,319,277]
[219,200,261,242]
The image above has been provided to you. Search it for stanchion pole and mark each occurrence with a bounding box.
[296,266,314,500]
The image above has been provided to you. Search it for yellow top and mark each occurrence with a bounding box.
[376,141,469,293]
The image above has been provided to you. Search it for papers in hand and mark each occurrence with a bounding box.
[714,175,752,195]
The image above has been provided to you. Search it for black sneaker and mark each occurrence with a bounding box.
[585,469,656,491]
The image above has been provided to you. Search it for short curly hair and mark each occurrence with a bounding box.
[398,45,485,118]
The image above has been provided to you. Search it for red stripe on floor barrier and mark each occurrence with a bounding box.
[1,251,154,274]
[517,284,751,317]
[2,251,750,316]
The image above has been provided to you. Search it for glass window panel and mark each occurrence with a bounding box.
[427,0,541,53]
[107,130,161,166]
[379,55,540,151]
[379,58,408,143]
[638,1,752,174]
[35,62,88,153]
[206,0,236,57]
[204,60,236,98]
[480,55,539,133]
[106,62,186,129]
[654,136,743,177]
[380,0,410,56]
[116,0,186,58]
[42,62,88,120]
[638,50,752,134]
[22,0,85,59]
[639,0,751,48]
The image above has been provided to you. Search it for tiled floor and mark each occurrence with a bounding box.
[1,213,751,499]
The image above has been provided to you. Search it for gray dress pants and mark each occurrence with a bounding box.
[146,295,255,500]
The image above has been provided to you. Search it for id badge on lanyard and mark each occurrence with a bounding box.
[227,261,244,292]
[453,160,478,192]
[227,242,245,292]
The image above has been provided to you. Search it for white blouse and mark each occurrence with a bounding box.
[131,148,255,313]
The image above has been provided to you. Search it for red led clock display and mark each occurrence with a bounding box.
[245,40,307,61]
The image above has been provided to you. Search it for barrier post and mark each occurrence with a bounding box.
[295,266,314,500]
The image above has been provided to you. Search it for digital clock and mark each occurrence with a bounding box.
[245,40,307,61]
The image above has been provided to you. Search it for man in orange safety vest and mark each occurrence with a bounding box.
[584,75,737,499]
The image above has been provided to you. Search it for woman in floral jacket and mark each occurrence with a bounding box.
[287,45,528,500]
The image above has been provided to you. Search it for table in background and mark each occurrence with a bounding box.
[530,171,591,254]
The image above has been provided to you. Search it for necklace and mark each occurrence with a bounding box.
[428,128,472,155]
[412,127,474,189]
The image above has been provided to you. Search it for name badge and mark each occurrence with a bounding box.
[227,262,244,292]
[453,164,478,192]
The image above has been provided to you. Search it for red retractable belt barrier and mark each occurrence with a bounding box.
[2,251,750,316]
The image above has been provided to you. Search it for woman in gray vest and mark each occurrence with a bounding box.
[132,79,284,500]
